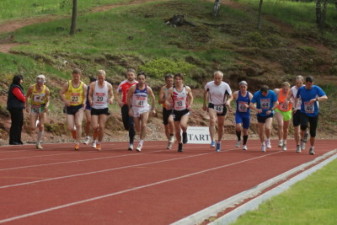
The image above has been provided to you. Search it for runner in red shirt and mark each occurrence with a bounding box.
[116,68,138,150]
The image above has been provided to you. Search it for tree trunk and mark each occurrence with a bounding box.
[316,0,328,30]
[69,0,77,35]
[257,0,264,29]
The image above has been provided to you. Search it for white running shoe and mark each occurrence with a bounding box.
[92,140,97,148]
[235,140,241,148]
[296,145,301,153]
[136,140,144,152]
[242,145,248,151]
[261,144,266,152]
[282,144,287,151]
[83,136,91,145]
[210,140,216,148]
[266,139,272,149]
[278,140,283,147]
[300,139,306,151]
[128,143,134,151]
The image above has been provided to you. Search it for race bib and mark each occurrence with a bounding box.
[238,101,248,112]
[260,99,270,110]
[214,104,224,113]
[304,101,314,114]
[279,102,288,111]
[33,95,44,103]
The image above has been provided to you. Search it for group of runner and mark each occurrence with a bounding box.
[21,69,328,155]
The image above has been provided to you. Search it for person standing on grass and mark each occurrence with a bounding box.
[116,68,138,151]
[232,80,253,151]
[60,68,87,151]
[250,85,278,152]
[127,72,156,152]
[158,74,175,150]
[7,75,26,145]
[203,71,232,152]
[274,82,292,151]
[25,75,50,149]
[288,75,308,153]
[88,70,114,151]
[295,76,328,155]
[166,73,193,152]
[83,77,97,146]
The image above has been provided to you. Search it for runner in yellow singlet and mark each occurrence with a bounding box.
[60,68,87,151]
[26,75,50,149]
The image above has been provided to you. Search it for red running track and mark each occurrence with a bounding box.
[0,139,336,225]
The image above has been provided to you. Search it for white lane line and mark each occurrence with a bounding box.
[0,151,279,224]
[0,152,73,161]
[0,152,211,189]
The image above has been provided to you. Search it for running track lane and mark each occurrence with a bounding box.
[0,140,336,225]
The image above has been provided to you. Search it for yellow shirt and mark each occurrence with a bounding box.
[31,84,47,106]
[65,80,85,106]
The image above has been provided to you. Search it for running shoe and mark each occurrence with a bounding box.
[210,140,216,148]
[74,143,80,151]
[303,131,309,143]
[36,142,43,150]
[296,145,301,153]
[95,143,102,151]
[266,139,272,149]
[216,142,221,152]
[235,140,241,148]
[182,132,188,144]
[83,136,91,145]
[282,144,287,151]
[178,143,183,152]
[128,143,134,151]
[261,144,266,152]
[309,146,315,155]
[92,140,97,148]
[300,139,306,151]
[136,141,143,152]
[167,141,173,150]
[242,145,248,151]
[278,140,283,147]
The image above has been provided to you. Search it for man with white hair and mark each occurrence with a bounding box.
[203,71,232,152]
[25,74,50,149]
[88,70,114,151]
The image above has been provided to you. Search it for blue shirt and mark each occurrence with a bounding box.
[251,90,277,117]
[236,91,251,116]
[296,85,326,117]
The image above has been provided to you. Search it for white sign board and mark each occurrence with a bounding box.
[185,126,211,144]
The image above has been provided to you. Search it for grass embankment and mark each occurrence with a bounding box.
[230,158,337,225]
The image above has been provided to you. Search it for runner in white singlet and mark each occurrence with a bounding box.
[127,72,156,152]
[88,70,114,151]
[203,71,232,152]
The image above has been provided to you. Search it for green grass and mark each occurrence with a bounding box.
[0,0,129,23]
[230,158,337,225]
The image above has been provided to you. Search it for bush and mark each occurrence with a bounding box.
[139,58,197,80]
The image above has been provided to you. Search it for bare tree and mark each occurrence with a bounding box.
[69,0,77,35]
[257,0,264,29]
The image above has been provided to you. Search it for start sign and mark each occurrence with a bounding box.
[185,126,211,144]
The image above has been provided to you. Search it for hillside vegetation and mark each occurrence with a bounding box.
[0,0,336,142]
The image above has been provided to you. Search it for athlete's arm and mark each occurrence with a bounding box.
[44,87,51,112]
[59,82,70,106]
[186,86,194,110]
[108,83,114,104]
[148,87,156,112]
[202,88,208,111]
[25,85,33,112]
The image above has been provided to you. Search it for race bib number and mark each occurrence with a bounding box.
[136,100,144,107]
[214,104,224,113]
[304,101,314,114]
[260,99,270,110]
[71,95,79,104]
[238,101,248,112]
